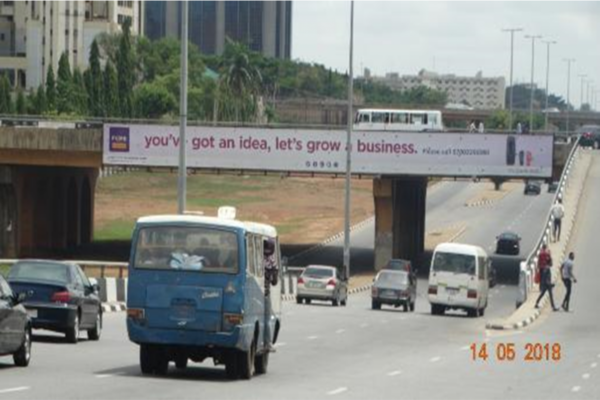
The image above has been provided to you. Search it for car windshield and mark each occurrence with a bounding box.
[9,262,71,284]
[386,260,409,270]
[304,267,334,279]
[376,271,408,286]
[432,252,476,275]
[133,226,239,274]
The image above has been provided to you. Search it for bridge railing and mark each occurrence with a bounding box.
[516,135,581,308]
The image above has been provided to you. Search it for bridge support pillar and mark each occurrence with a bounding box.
[373,177,427,271]
[4,166,98,258]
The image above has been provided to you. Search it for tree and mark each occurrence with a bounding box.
[45,66,56,111]
[0,73,12,114]
[72,68,88,115]
[117,18,135,117]
[15,90,26,115]
[103,61,119,117]
[133,82,176,119]
[56,52,74,114]
[34,85,47,115]
[88,39,104,116]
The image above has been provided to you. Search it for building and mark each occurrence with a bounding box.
[0,1,143,90]
[370,69,506,109]
[145,1,292,59]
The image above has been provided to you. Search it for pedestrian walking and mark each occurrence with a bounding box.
[535,244,559,311]
[468,120,477,133]
[560,252,577,312]
[262,238,279,352]
[516,122,523,134]
[478,121,485,133]
[550,198,565,242]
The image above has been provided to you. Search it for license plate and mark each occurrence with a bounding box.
[446,288,459,295]
[308,282,324,289]
[382,290,396,298]
[26,309,38,318]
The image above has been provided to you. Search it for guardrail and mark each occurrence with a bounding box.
[516,134,581,308]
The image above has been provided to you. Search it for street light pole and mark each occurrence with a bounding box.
[563,58,575,133]
[502,28,523,131]
[578,74,587,110]
[343,0,354,281]
[525,34,542,132]
[177,1,189,214]
[542,40,556,131]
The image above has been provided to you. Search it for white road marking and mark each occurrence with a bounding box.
[582,373,590,380]
[95,374,115,379]
[335,329,345,334]
[274,342,286,348]
[572,386,581,393]
[307,335,318,340]
[0,387,30,394]
[327,387,348,396]
[430,356,441,363]
[591,363,598,369]
[387,370,402,377]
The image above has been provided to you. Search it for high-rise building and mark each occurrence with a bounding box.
[0,1,143,89]
[145,1,292,59]
[370,69,506,109]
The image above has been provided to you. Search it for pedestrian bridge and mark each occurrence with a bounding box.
[0,123,571,271]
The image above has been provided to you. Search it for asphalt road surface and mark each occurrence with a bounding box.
[3,160,594,400]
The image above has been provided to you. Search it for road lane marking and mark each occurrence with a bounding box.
[582,373,590,380]
[572,386,581,393]
[327,387,348,395]
[0,387,30,394]
[95,374,115,379]
[591,363,597,369]
[430,356,441,363]
[275,342,286,348]
[307,335,318,340]
[335,329,345,334]
[387,370,402,376]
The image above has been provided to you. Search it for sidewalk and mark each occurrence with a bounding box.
[487,149,592,330]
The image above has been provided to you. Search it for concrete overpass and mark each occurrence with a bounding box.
[0,124,573,272]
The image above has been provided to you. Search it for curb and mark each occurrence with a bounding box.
[102,303,127,313]
[464,199,497,208]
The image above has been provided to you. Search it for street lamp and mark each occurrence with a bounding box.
[525,34,542,131]
[563,58,575,133]
[177,1,189,214]
[542,40,556,131]
[502,28,523,131]
[578,74,587,110]
[343,0,354,281]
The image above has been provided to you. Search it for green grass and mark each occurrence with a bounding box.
[0,264,10,277]
[94,220,136,241]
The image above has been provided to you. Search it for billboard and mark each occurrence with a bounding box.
[103,124,554,178]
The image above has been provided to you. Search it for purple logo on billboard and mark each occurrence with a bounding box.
[109,127,130,152]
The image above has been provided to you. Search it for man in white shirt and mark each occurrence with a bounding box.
[550,198,565,242]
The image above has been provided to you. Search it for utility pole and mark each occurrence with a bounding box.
[502,28,523,131]
[177,1,188,214]
[525,34,542,132]
[542,40,556,131]
[343,1,354,282]
[578,74,587,110]
[563,58,575,133]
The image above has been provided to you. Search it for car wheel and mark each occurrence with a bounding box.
[66,313,80,344]
[225,351,240,380]
[254,351,269,375]
[238,336,256,380]
[87,311,102,341]
[296,297,302,304]
[13,328,32,367]
[431,304,444,315]
[403,303,409,312]
[140,344,156,375]
[467,308,478,318]
[332,298,339,307]
[154,347,169,376]
[479,308,486,317]
[410,302,415,312]
[371,300,381,310]
[340,298,347,307]
[175,356,188,370]
[305,298,311,305]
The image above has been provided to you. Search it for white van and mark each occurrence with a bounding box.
[427,243,490,317]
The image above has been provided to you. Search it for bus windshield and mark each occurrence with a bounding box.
[133,226,239,274]
[432,252,476,275]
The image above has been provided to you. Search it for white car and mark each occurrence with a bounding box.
[296,265,348,307]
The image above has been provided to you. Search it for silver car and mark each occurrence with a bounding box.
[296,265,348,306]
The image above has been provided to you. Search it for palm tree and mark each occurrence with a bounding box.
[219,39,262,122]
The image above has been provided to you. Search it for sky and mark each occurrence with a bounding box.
[292,1,600,108]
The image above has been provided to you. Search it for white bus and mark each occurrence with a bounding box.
[354,109,444,132]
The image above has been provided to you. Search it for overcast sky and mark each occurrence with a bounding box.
[292,1,600,108]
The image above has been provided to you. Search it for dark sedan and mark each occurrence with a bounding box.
[0,275,32,367]
[8,260,102,343]
[496,232,521,255]
[578,125,600,148]
[524,180,542,195]
[371,270,416,312]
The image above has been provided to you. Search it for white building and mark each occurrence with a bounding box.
[0,1,143,89]
[370,69,506,110]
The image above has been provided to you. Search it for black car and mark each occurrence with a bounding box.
[488,263,497,288]
[578,125,600,148]
[371,270,417,312]
[496,232,521,255]
[8,260,102,343]
[0,275,32,367]
[547,181,559,193]
[524,180,542,195]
